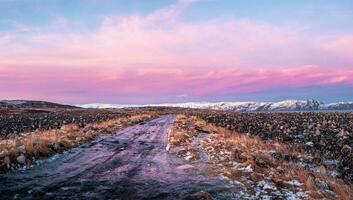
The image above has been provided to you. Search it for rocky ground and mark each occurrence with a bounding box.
[187,111,353,184]
[0,107,352,199]
[0,108,154,139]
[168,115,352,199]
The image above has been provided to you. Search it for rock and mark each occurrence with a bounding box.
[52,143,60,151]
[305,174,316,190]
[4,156,11,166]
[319,165,327,175]
[16,155,26,164]
[341,145,352,154]
[315,129,321,135]
[338,129,346,137]
[255,156,267,167]
[16,145,26,153]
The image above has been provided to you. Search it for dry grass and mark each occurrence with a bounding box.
[167,115,211,161]
[168,115,198,147]
[0,114,155,170]
[215,128,352,199]
[172,115,353,200]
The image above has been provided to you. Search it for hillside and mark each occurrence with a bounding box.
[0,100,79,109]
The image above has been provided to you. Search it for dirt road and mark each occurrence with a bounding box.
[0,115,243,200]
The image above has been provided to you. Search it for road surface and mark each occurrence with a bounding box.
[0,115,243,200]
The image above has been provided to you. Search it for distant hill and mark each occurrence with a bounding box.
[77,99,353,112]
[0,100,79,109]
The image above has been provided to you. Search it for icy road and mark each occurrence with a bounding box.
[0,115,243,200]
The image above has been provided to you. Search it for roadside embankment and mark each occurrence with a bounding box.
[169,115,353,200]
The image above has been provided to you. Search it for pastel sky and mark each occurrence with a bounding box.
[1,0,353,104]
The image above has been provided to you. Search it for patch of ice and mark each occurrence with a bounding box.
[330,171,340,177]
[324,159,340,166]
[233,163,253,173]
[284,190,308,200]
[230,180,245,187]
[219,175,231,181]
[285,180,302,187]
[260,195,271,200]
[296,191,308,198]
[184,151,193,161]
[185,155,193,161]
[258,180,276,190]
[177,164,195,171]
[305,141,314,147]
[324,189,336,197]
[284,191,297,200]
[166,144,170,152]
[244,165,253,172]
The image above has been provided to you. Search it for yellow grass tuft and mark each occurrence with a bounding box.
[0,114,155,170]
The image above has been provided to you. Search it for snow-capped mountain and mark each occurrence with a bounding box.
[268,99,323,111]
[77,99,353,112]
[321,102,353,110]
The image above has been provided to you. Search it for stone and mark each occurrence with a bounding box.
[16,155,26,164]
[305,174,316,190]
[319,165,327,175]
[341,145,352,154]
[4,156,11,165]
[255,156,267,167]
[315,129,321,136]
[16,145,26,153]
[52,143,60,151]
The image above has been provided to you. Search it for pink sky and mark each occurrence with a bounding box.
[1,0,353,103]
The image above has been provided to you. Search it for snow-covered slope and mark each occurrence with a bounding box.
[268,99,322,111]
[77,99,353,112]
[321,102,353,110]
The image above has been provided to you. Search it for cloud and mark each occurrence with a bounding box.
[1,0,352,70]
[0,1,353,103]
[176,94,188,98]
[321,35,353,60]
[1,65,352,103]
